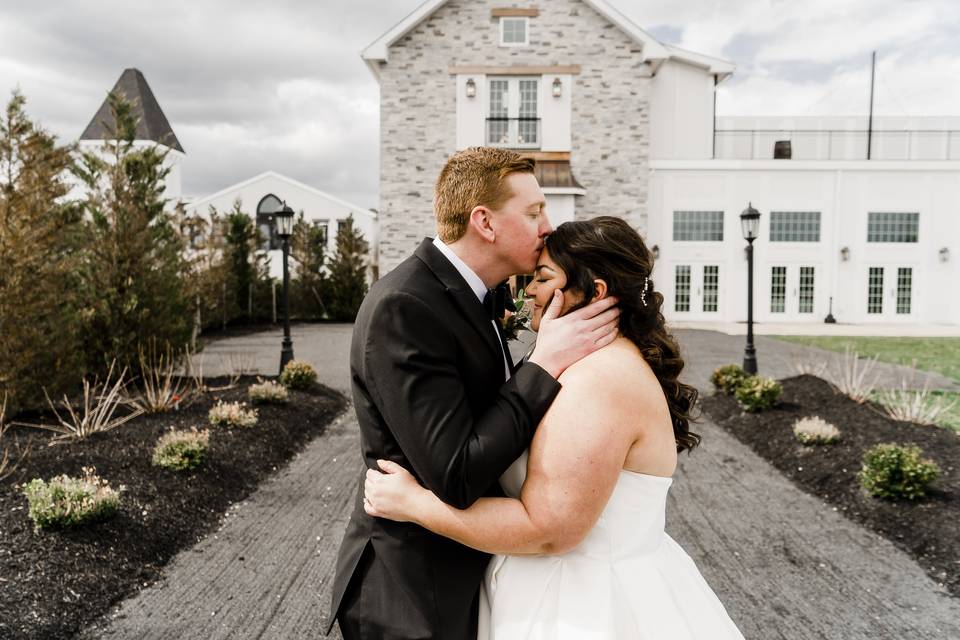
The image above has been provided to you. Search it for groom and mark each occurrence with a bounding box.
[327,147,620,639]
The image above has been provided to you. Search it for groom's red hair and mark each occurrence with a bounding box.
[434,147,535,242]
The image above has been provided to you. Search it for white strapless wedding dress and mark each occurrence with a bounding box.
[478,451,745,639]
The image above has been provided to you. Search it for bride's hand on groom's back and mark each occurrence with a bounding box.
[528,291,620,379]
[364,459,426,524]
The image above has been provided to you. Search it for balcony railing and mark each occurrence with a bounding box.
[714,129,960,161]
[486,117,541,149]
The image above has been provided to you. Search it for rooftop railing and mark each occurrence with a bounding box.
[714,129,960,161]
[486,117,541,149]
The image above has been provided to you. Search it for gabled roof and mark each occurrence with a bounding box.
[187,171,377,220]
[361,0,732,80]
[80,68,184,153]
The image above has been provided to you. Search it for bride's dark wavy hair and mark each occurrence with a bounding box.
[544,216,701,452]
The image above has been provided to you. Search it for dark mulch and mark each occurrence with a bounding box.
[702,374,959,597]
[0,376,347,640]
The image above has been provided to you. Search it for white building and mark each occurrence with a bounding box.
[184,171,378,280]
[363,0,960,327]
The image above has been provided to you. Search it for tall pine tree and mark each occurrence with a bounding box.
[74,92,191,374]
[0,91,85,414]
[326,215,369,321]
[290,214,329,319]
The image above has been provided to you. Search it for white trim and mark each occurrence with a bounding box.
[662,44,735,81]
[650,159,960,172]
[499,16,529,47]
[187,171,376,219]
[542,187,587,196]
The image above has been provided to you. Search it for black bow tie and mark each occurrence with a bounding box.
[483,282,515,321]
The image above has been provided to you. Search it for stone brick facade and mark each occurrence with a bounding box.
[377,0,652,273]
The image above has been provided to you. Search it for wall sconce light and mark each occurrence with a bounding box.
[465,78,476,98]
[651,244,659,260]
[840,246,850,262]
[940,247,950,262]
[552,77,562,98]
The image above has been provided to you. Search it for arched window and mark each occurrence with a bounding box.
[256,194,284,250]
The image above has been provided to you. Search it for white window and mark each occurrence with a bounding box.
[486,77,540,148]
[499,17,528,46]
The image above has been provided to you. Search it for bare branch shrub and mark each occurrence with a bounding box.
[875,364,958,426]
[129,340,190,413]
[829,346,879,403]
[18,362,143,443]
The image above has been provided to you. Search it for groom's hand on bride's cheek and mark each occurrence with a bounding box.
[528,290,620,379]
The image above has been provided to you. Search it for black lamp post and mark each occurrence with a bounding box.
[275,202,295,374]
[740,203,761,375]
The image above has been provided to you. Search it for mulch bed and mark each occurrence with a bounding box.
[0,376,347,640]
[702,374,959,597]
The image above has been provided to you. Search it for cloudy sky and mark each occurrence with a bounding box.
[1,0,957,208]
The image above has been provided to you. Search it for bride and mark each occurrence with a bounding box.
[363,217,745,639]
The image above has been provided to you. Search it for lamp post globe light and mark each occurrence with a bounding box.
[275,201,295,374]
[740,203,760,375]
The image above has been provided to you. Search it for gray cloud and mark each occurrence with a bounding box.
[1,0,958,207]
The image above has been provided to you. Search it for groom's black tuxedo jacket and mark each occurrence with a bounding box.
[327,239,561,639]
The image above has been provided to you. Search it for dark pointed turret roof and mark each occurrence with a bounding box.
[80,68,184,153]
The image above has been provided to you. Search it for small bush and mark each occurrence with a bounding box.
[22,467,122,530]
[208,400,258,428]
[248,379,289,405]
[734,375,782,412]
[793,416,841,445]
[710,364,748,395]
[152,428,210,470]
[859,443,940,500]
[280,360,317,390]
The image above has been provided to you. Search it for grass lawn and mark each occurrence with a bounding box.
[772,336,960,432]
[771,336,960,383]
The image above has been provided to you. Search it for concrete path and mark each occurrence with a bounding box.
[81,326,960,639]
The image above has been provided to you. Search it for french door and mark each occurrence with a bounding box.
[672,263,722,319]
[865,265,915,319]
[767,264,818,320]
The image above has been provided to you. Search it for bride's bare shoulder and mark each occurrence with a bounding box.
[557,338,657,396]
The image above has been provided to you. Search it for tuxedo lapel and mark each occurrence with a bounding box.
[413,239,503,364]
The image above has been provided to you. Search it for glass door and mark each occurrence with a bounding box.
[672,263,722,320]
[767,264,817,320]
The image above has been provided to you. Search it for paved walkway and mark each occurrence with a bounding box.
[81,326,960,639]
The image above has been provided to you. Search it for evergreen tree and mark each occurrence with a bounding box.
[221,199,270,322]
[326,215,369,321]
[0,91,85,414]
[290,213,329,319]
[73,91,191,374]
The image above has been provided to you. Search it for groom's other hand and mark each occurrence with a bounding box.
[528,290,620,379]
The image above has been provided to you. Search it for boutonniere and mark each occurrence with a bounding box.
[500,290,531,341]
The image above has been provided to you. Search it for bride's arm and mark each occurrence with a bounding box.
[364,361,638,555]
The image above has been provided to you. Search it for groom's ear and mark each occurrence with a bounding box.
[592,279,608,302]
[468,206,496,243]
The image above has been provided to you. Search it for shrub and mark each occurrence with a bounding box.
[208,400,258,428]
[710,364,748,395]
[793,416,841,445]
[829,346,879,403]
[23,466,123,530]
[152,427,209,470]
[248,379,289,404]
[859,444,940,500]
[734,375,782,412]
[280,360,317,390]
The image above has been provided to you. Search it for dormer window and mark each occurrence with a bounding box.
[499,17,528,46]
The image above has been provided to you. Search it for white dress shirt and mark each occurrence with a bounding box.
[432,236,511,381]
